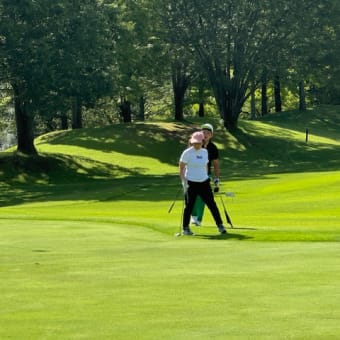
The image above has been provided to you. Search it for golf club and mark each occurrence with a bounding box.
[168,187,182,213]
[175,191,186,237]
[219,195,234,228]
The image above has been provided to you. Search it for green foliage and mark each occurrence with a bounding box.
[156,0,340,127]
[0,0,115,146]
[1,0,340,148]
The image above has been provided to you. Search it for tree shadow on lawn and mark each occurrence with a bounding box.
[259,105,340,141]
[1,134,340,207]
[37,121,340,177]
[37,123,192,167]
[0,164,338,208]
[0,152,157,207]
[224,127,340,180]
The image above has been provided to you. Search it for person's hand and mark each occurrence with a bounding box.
[181,180,189,194]
[213,177,219,193]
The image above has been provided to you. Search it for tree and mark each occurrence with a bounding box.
[158,0,337,130]
[1,0,56,154]
[0,0,114,154]
[271,1,339,110]
[171,58,191,121]
[50,0,115,129]
[302,0,340,105]
[157,1,277,129]
[106,0,169,122]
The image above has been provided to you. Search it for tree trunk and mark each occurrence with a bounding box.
[221,92,239,130]
[206,66,245,131]
[138,95,145,121]
[61,113,68,130]
[197,86,205,117]
[299,80,306,111]
[198,101,204,117]
[72,96,83,129]
[13,84,37,155]
[250,80,256,120]
[211,82,239,130]
[274,76,282,112]
[120,98,132,123]
[174,90,184,121]
[261,75,268,116]
[172,61,190,121]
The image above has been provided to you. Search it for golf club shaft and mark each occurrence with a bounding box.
[219,195,234,228]
[168,187,182,213]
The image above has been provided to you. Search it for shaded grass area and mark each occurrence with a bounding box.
[225,124,340,180]
[0,151,174,207]
[261,104,340,141]
[36,122,191,167]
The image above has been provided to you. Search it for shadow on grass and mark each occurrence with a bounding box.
[194,233,253,240]
[225,125,340,181]
[36,122,192,167]
[229,227,257,230]
[1,146,340,209]
[259,105,340,141]
[1,111,340,208]
[37,118,340,179]
[0,152,164,207]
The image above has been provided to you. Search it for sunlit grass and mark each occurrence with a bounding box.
[1,219,340,339]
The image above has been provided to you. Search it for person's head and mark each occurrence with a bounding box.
[190,131,204,149]
[201,123,214,142]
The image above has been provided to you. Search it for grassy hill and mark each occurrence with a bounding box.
[0,105,339,237]
[2,105,340,183]
[1,105,340,339]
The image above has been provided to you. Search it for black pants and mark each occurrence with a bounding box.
[183,179,223,228]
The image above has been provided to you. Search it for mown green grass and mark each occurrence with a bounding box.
[1,105,340,339]
[1,220,340,339]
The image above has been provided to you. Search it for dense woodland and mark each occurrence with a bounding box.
[1,0,340,154]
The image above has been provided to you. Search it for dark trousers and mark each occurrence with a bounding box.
[183,179,223,228]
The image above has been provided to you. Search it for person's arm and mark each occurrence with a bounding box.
[179,161,186,182]
[212,158,220,192]
[212,158,220,179]
[179,161,188,193]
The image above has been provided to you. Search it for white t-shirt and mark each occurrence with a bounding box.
[180,147,209,182]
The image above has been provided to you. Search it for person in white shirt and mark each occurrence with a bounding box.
[179,131,226,236]
[191,123,220,226]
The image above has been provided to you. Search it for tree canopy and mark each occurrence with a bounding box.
[0,0,114,153]
[156,0,339,129]
[1,0,340,154]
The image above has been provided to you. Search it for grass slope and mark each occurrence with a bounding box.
[1,105,340,339]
